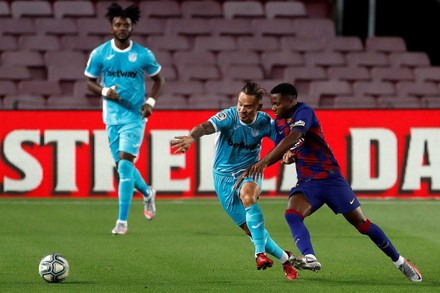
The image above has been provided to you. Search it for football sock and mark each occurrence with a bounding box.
[133,167,150,198]
[393,255,405,267]
[285,209,315,256]
[357,219,400,262]
[245,203,266,254]
[117,160,135,221]
[263,230,286,261]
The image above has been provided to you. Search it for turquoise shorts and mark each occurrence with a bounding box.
[213,170,263,227]
[106,121,146,162]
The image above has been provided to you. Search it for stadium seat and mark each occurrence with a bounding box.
[181,1,223,18]
[160,65,178,81]
[132,19,165,37]
[47,64,85,81]
[260,51,304,78]
[396,81,439,97]
[222,65,265,81]
[53,1,95,18]
[19,35,60,51]
[0,36,18,51]
[324,36,364,53]
[3,94,46,109]
[147,36,190,52]
[389,52,431,68]
[11,1,52,18]
[284,66,327,83]
[280,37,325,53]
[309,80,353,106]
[194,36,237,52]
[155,51,173,66]
[304,52,346,67]
[370,67,414,83]
[0,66,31,80]
[422,96,440,108]
[237,36,280,52]
[179,65,221,81]
[377,96,421,109]
[327,67,370,82]
[365,36,406,53]
[1,51,44,67]
[35,18,78,36]
[0,81,17,97]
[252,19,296,37]
[166,19,212,36]
[46,95,95,109]
[346,52,389,68]
[333,96,377,109]
[1,19,35,35]
[18,80,62,96]
[217,51,260,72]
[353,81,396,97]
[223,1,264,19]
[154,94,188,110]
[0,1,10,16]
[160,81,205,97]
[210,19,254,36]
[76,18,109,36]
[60,36,103,52]
[293,18,335,38]
[44,51,87,67]
[205,80,245,98]
[140,1,181,18]
[188,94,224,109]
[265,1,307,19]
[413,67,440,82]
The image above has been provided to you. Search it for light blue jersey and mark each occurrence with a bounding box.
[84,39,161,125]
[209,107,277,175]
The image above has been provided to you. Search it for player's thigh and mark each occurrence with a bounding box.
[213,173,246,226]
[106,124,121,162]
[321,177,360,214]
[289,180,324,215]
[118,121,146,157]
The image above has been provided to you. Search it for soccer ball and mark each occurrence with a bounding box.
[38,253,70,283]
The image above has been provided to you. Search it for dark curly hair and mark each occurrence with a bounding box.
[106,3,140,24]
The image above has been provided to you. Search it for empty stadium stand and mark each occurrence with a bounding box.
[0,0,439,110]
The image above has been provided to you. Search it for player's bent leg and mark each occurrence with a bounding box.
[245,203,266,256]
[263,230,298,280]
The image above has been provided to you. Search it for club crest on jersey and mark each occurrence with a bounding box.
[214,112,227,121]
[128,52,137,62]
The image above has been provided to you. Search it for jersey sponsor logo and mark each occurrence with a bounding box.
[227,138,258,150]
[107,70,138,78]
[214,112,227,121]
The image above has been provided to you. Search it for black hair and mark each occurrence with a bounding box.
[241,82,266,101]
[106,3,140,24]
[270,83,298,97]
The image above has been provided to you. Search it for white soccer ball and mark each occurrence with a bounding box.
[38,253,70,283]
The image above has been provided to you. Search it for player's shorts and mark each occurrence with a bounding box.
[106,120,146,162]
[289,176,360,215]
[213,170,263,227]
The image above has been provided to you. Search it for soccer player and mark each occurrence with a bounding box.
[238,83,422,282]
[84,3,165,235]
[171,82,298,280]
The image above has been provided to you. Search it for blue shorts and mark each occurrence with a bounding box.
[106,121,146,162]
[289,176,360,215]
[213,171,262,227]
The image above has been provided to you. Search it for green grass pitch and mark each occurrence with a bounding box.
[0,197,438,292]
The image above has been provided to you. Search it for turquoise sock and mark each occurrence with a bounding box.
[245,203,266,254]
[264,230,284,260]
[133,167,150,198]
[117,160,135,221]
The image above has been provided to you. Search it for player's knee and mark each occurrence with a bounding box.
[357,219,372,234]
[117,159,134,178]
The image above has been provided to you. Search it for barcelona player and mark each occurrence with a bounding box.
[171,82,298,280]
[84,3,165,234]
[238,83,422,282]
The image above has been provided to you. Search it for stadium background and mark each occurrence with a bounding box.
[0,0,439,198]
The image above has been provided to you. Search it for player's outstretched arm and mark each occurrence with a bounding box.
[171,121,215,153]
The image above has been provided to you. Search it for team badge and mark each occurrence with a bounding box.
[128,52,137,62]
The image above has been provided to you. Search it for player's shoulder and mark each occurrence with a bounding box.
[211,107,236,122]
[91,40,111,55]
[257,111,273,123]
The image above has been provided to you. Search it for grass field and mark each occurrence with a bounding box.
[0,197,438,293]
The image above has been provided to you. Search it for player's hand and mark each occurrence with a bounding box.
[171,136,194,153]
[233,160,267,189]
[282,151,295,165]
[141,103,153,118]
[106,85,120,101]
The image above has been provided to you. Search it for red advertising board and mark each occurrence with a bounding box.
[0,110,439,198]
